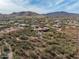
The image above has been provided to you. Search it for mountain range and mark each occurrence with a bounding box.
[0,11,79,17]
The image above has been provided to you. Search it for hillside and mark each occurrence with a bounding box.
[45,11,79,16]
[0,11,79,59]
[10,11,39,16]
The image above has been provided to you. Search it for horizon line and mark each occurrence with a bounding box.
[0,11,79,15]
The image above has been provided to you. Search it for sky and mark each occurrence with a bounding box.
[0,0,79,14]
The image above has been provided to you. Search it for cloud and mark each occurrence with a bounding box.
[0,0,79,14]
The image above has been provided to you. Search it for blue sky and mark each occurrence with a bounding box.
[0,0,79,14]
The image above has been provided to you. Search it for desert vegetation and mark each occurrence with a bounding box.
[0,15,78,59]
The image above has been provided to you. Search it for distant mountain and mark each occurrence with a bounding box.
[10,11,39,16]
[0,11,79,17]
[45,11,79,16]
[0,13,4,16]
[0,14,6,16]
